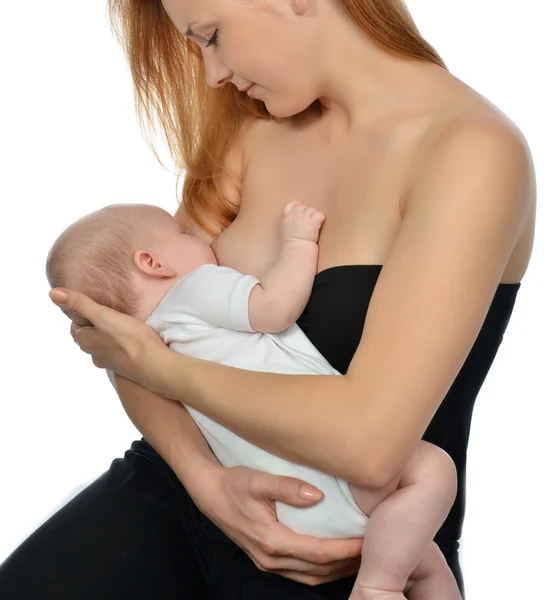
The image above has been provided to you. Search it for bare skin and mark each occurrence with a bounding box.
[177,71,535,593]
[77,200,463,596]
[348,441,460,599]
[46,0,534,594]
[58,68,535,591]
[120,0,533,590]
[204,79,534,287]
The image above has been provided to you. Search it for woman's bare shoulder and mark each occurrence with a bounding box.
[403,95,535,282]
[405,94,530,206]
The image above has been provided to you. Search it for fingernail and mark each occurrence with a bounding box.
[50,289,68,303]
[299,485,322,500]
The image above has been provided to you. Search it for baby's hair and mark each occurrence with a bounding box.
[46,205,144,317]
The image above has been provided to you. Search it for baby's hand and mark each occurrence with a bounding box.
[281,201,326,244]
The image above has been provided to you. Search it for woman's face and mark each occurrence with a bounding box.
[161,0,320,118]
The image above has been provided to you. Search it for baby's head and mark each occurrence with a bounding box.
[46,204,217,321]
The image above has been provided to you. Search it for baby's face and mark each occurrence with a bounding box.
[145,209,217,277]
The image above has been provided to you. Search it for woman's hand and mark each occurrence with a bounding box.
[195,465,362,586]
[55,290,363,586]
[50,288,166,386]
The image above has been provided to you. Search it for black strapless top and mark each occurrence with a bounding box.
[296,264,521,549]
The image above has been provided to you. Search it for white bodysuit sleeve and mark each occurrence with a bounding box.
[167,264,260,332]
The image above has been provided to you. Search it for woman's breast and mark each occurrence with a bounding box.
[211,119,421,278]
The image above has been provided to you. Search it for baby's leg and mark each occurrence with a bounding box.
[348,440,461,600]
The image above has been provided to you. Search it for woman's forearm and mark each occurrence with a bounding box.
[111,371,223,491]
[145,349,380,488]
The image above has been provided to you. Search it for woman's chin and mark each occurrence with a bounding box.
[263,97,318,120]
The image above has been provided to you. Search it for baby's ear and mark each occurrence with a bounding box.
[133,250,176,279]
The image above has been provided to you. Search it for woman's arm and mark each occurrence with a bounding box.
[114,118,253,488]
[55,119,532,489]
[111,372,224,490]
[142,119,532,488]
[108,376,367,587]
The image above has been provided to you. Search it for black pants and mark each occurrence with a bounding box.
[0,440,465,599]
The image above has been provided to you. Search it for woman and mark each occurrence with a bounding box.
[0,0,534,599]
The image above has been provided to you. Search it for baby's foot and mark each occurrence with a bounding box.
[403,542,462,600]
[348,543,461,600]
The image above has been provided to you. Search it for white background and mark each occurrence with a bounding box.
[1,1,545,597]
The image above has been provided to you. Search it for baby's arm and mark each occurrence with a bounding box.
[249,201,325,333]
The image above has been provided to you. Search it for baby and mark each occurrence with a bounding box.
[46,202,461,599]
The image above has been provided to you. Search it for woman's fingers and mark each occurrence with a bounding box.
[248,531,361,583]
[263,523,363,564]
[299,534,363,564]
[70,321,80,340]
[253,474,323,505]
[210,466,361,585]
[252,533,362,573]
[270,557,361,586]
[49,288,107,328]
[69,314,93,330]
[70,321,90,342]
[252,472,363,563]
[72,325,93,349]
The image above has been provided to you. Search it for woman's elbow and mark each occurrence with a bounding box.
[345,430,404,489]
[346,450,393,490]
[352,468,393,490]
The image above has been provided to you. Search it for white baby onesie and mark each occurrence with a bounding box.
[145,264,368,538]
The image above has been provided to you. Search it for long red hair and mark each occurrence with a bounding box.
[107,0,447,236]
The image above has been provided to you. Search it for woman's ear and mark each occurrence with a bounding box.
[133,250,176,279]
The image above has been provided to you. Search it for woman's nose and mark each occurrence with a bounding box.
[203,55,233,88]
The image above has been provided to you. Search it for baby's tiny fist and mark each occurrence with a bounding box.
[280,202,326,243]
[313,210,326,224]
[282,200,305,215]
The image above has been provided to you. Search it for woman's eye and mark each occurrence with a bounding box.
[205,29,219,48]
